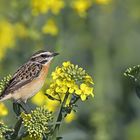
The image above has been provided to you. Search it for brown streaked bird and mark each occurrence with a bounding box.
[0,50,59,103]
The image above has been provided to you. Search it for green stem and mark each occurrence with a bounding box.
[16,132,28,140]
[52,92,69,139]
[5,118,22,140]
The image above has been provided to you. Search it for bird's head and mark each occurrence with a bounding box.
[30,50,59,65]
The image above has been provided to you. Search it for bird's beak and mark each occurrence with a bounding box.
[52,52,59,57]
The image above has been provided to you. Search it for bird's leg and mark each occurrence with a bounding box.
[13,101,21,117]
[13,100,31,115]
[18,101,31,114]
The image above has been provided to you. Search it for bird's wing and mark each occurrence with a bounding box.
[2,61,42,95]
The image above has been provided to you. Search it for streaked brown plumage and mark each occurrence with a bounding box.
[0,50,59,103]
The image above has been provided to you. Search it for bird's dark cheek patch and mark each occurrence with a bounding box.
[41,60,48,64]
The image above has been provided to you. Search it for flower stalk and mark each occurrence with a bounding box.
[54,92,69,131]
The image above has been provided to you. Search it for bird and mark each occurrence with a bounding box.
[0,50,59,103]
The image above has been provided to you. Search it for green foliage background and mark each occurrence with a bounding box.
[0,0,140,140]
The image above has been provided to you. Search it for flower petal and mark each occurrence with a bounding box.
[75,89,82,95]
[81,94,87,101]
[80,83,87,90]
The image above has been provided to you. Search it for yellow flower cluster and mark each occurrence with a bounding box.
[0,21,15,59]
[21,107,53,139]
[31,0,65,16]
[46,61,94,101]
[42,19,59,36]
[0,20,28,60]
[71,0,93,17]
[0,121,13,138]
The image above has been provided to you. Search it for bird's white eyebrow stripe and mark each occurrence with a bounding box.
[31,52,51,58]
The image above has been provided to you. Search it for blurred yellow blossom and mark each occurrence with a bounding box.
[0,103,8,116]
[46,61,94,101]
[15,23,28,38]
[32,91,59,112]
[31,0,65,16]
[65,111,77,123]
[44,99,59,112]
[31,91,46,106]
[96,0,111,5]
[42,19,59,36]
[47,0,65,14]
[31,0,49,15]
[0,20,15,59]
[71,0,93,17]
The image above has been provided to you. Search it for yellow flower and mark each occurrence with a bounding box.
[52,67,62,80]
[47,0,65,15]
[63,61,71,67]
[85,75,94,84]
[15,23,27,38]
[96,0,111,5]
[75,83,94,101]
[71,0,93,17]
[55,86,68,93]
[66,81,78,94]
[56,79,62,85]
[42,19,59,36]
[31,0,49,15]
[32,90,59,112]
[31,91,46,106]
[31,0,64,15]
[65,111,77,123]
[0,20,15,59]
[44,99,59,112]
[0,103,8,116]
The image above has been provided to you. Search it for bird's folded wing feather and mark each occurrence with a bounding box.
[2,62,42,95]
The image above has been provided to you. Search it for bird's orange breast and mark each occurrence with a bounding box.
[39,64,50,80]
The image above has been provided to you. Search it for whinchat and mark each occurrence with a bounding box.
[0,50,59,103]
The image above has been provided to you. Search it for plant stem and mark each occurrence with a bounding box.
[5,118,22,140]
[16,131,28,140]
[52,92,69,139]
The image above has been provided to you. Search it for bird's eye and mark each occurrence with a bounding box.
[41,54,49,58]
